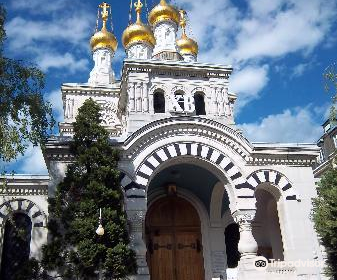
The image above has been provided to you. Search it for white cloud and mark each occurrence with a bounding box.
[177,0,336,64]
[231,0,334,62]
[46,90,64,122]
[6,14,93,51]
[11,0,67,13]
[6,4,93,73]
[18,145,48,174]
[290,63,310,78]
[3,145,48,175]
[37,52,89,73]
[229,65,269,111]
[238,106,323,143]
[176,0,336,109]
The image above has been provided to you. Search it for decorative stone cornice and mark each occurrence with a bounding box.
[248,143,320,167]
[122,59,233,81]
[59,122,123,138]
[0,175,49,196]
[61,82,121,98]
[123,116,253,161]
[45,117,319,168]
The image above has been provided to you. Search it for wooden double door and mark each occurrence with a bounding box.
[146,196,205,280]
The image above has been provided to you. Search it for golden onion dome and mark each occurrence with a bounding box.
[90,27,118,52]
[148,0,180,26]
[176,9,198,56]
[176,33,198,56]
[122,23,156,49]
[122,1,155,49]
[90,2,118,52]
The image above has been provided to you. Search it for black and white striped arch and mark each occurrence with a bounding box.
[0,199,47,228]
[120,173,146,198]
[134,143,247,194]
[239,170,298,201]
[122,144,298,202]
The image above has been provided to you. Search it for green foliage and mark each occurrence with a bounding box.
[324,62,337,120]
[0,4,54,162]
[312,167,337,279]
[39,98,136,279]
[13,258,49,280]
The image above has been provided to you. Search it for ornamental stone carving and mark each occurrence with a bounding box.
[97,100,121,126]
[65,97,75,119]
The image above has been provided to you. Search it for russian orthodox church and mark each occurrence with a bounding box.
[0,1,328,279]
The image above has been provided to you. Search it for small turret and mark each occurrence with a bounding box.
[88,2,117,86]
[122,0,156,59]
[148,0,181,60]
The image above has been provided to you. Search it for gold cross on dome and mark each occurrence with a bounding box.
[134,0,143,22]
[99,2,110,21]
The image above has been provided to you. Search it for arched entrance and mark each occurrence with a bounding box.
[146,196,205,280]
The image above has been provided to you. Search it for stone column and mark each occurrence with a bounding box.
[129,83,135,112]
[135,83,142,112]
[126,197,150,280]
[234,212,258,259]
[233,211,265,280]
[211,87,218,115]
[142,83,149,113]
[217,87,224,116]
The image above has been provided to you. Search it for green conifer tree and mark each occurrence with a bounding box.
[312,167,337,279]
[39,98,136,279]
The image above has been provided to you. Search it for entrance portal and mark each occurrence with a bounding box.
[146,196,205,280]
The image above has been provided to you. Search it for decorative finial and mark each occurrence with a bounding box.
[134,0,143,23]
[179,9,187,36]
[160,0,167,5]
[99,2,111,30]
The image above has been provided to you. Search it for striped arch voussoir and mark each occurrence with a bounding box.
[135,143,248,194]
[120,172,146,199]
[245,170,298,201]
[0,199,47,228]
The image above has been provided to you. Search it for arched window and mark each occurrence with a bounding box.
[225,223,240,268]
[194,92,206,115]
[153,91,165,113]
[1,213,32,279]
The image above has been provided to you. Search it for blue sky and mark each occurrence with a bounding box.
[2,0,337,174]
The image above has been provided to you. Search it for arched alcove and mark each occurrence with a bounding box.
[0,213,32,279]
[253,188,284,261]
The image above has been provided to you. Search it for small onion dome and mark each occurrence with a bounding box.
[176,33,198,56]
[148,0,180,26]
[122,20,155,49]
[90,26,118,52]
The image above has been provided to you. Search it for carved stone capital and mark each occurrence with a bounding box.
[126,210,146,232]
[233,211,256,230]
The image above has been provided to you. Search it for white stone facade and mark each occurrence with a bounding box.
[0,19,328,280]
